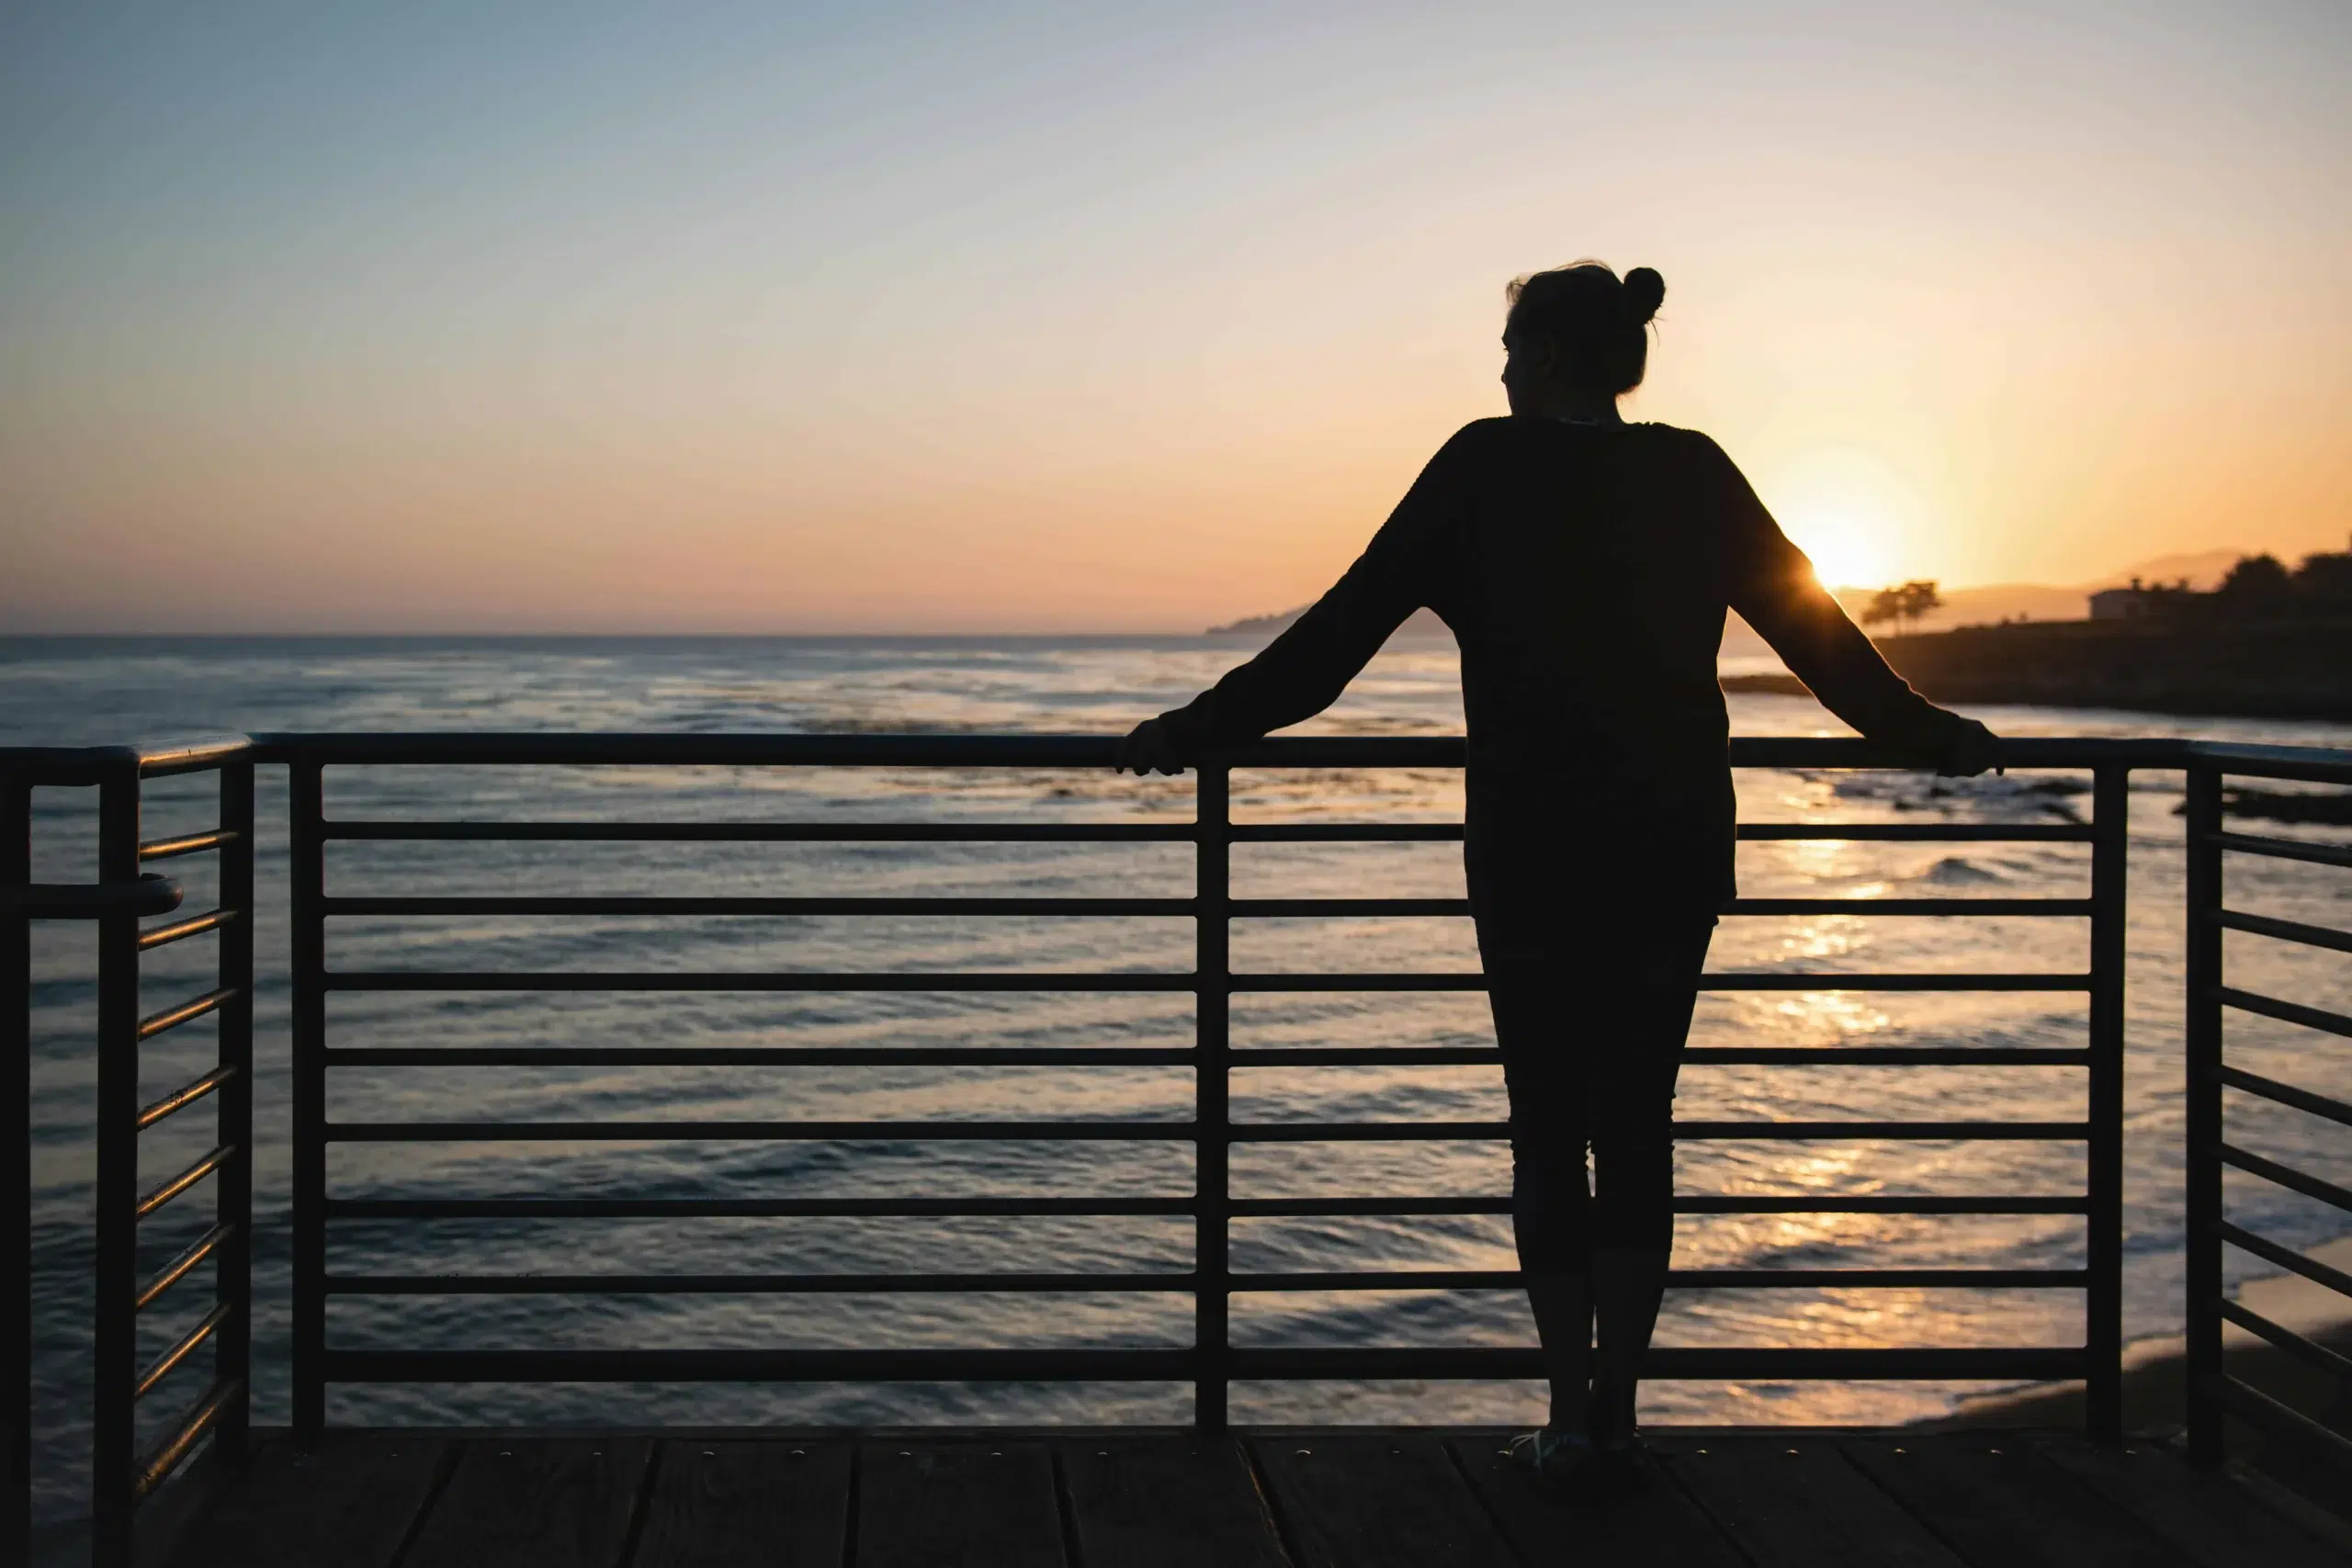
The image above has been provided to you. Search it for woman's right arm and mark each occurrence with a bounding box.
[1116,427,1476,775]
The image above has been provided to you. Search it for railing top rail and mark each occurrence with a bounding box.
[2182,740,2352,784]
[0,734,251,780]
[242,731,2212,770]
[4,731,2348,775]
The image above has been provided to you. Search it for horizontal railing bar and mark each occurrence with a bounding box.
[2219,1143,2352,1215]
[2219,1221,2352,1300]
[2195,742,2352,785]
[1,874,182,919]
[248,730,2195,770]
[1713,973,2091,992]
[69,733,2352,776]
[1688,1046,2092,1066]
[2212,1377,2352,1472]
[139,827,240,861]
[1236,974,2091,993]
[1222,1196,2083,1216]
[321,969,2091,994]
[328,1196,1196,1219]
[325,1272,1198,1294]
[1230,1268,2085,1291]
[328,1046,1200,1068]
[2217,908,2352,955]
[2206,830,2352,871]
[1674,1194,2089,1214]
[130,1378,243,1501]
[2217,1066,2352,1129]
[327,819,1196,842]
[328,1120,1198,1142]
[138,906,240,951]
[323,1348,1194,1382]
[1728,898,2094,917]
[1230,1121,2089,1143]
[134,735,252,777]
[1231,1347,2089,1381]
[137,1063,241,1131]
[316,1043,2095,1070]
[324,895,1197,917]
[1234,1046,2091,1068]
[136,1223,237,1312]
[314,1192,2082,1222]
[137,985,238,1042]
[316,893,2094,920]
[323,1118,2088,1144]
[135,1301,235,1401]
[2218,1300,2352,1382]
[1736,823,2097,842]
[311,1344,2085,1383]
[2217,987,2352,1040]
[328,972,1198,993]
[1230,824,1460,841]
[1232,823,2096,844]
[318,1266,2088,1295]
[136,1145,233,1222]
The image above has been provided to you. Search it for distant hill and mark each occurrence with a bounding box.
[1206,605,1453,638]
[1210,548,2259,649]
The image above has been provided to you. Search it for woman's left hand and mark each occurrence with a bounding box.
[1114,717,1186,776]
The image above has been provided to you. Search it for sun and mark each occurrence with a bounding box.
[1781,510,1894,591]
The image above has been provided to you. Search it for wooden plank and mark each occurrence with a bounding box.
[1841,1436,2222,1567]
[401,1437,652,1568]
[633,1440,852,1567]
[1445,1432,1748,1567]
[174,1434,448,1568]
[2024,1436,2352,1568]
[1652,1436,1968,1568]
[854,1439,1067,1568]
[1247,1433,1516,1568]
[1057,1437,1288,1568]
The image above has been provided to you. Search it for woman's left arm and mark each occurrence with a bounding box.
[1117,428,1474,774]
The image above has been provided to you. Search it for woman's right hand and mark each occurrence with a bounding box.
[1927,712,2003,777]
[1114,716,1187,776]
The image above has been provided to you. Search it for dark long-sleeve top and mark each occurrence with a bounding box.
[1157,417,1970,919]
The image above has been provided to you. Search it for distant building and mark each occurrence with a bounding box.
[2090,581,2152,620]
[2090,577,2193,621]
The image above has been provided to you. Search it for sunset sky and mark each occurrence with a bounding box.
[4,3,2346,634]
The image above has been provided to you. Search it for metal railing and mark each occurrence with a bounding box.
[2183,743,2352,1476]
[272,732,2138,1433]
[5,739,254,1567]
[6,729,2347,1564]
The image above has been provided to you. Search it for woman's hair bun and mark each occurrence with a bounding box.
[1622,266,1666,325]
[1503,259,1664,393]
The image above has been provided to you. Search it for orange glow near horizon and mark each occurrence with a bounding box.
[3,6,2346,634]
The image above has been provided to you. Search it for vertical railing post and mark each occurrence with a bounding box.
[1193,762,1231,1432]
[288,756,327,1436]
[3,769,29,1562]
[92,762,141,1567]
[2084,764,2128,1438]
[214,761,255,1461]
[2182,761,2224,1465]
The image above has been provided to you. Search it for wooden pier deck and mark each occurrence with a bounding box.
[167,1427,2348,1567]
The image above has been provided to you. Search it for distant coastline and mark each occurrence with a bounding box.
[1810,618,2352,721]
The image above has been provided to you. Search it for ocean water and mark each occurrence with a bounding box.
[8,636,2349,1531]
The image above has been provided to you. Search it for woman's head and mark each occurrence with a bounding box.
[1500,262,1665,414]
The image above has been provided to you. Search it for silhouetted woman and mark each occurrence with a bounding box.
[1117,262,1996,1489]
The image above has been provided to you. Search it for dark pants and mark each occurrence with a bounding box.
[1478,912,1715,1269]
